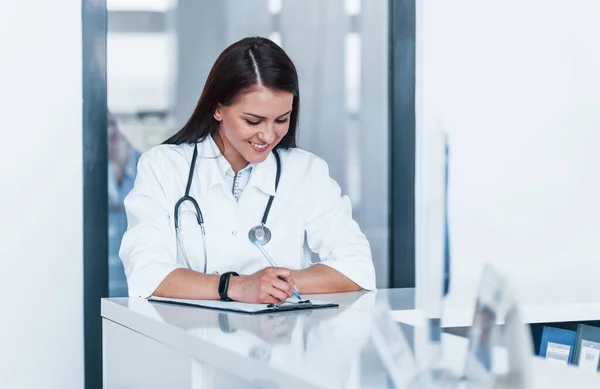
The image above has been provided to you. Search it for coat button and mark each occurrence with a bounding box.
[232,230,238,236]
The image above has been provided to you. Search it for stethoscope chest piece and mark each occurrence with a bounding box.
[248,224,272,245]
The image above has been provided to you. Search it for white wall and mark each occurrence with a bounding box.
[0,1,84,388]
[417,0,600,307]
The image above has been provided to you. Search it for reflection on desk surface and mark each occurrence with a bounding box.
[141,292,376,389]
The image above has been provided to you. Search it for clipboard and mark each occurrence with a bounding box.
[148,296,339,314]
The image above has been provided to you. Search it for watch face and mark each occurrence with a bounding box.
[218,272,239,300]
[218,274,227,296]
[218,272,235,300]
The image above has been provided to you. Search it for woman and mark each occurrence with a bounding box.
[120,37,375,304]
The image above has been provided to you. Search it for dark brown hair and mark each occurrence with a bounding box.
[164,37,299,148]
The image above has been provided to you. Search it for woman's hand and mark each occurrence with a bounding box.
[228,267,296,304]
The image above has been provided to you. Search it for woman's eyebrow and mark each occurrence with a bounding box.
[242,109,292,119]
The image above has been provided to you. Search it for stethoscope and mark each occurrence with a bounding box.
[174,142,281,273]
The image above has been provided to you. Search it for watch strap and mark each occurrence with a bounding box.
[218,271,239,301]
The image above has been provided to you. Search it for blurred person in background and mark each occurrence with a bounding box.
[108,112,140,296]
[119,37,376,303]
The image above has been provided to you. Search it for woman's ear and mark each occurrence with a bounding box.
[214,105,222,122]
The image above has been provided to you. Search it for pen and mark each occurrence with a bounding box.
[253,243,302,300]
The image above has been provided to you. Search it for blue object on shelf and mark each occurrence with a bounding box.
[539,326,577,364]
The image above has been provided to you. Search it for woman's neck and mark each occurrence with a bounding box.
[212,132,249,174]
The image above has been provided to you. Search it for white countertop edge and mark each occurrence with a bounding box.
[391,301,600,328]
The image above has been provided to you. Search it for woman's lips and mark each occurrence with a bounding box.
[248,141,270,152]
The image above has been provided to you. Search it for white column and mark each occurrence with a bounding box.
[0,1,84,388]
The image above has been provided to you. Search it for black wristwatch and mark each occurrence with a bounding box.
[218,271,239,301]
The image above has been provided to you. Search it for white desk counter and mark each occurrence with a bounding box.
[102,289,600,389]
[102,291,389,389]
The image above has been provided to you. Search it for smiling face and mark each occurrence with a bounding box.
[214,86,294,173]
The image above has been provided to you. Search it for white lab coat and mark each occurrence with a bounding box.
[119,135,376,297]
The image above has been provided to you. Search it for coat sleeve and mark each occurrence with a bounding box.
[119,149,185,297]
[303,157,376,290]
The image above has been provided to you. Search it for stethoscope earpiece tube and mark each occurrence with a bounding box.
[174,195,203,230]
[174,143,203,230]
[261,149,281,225]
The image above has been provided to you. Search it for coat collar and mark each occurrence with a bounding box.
[195,135,278,198]
[248,150,277,196]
